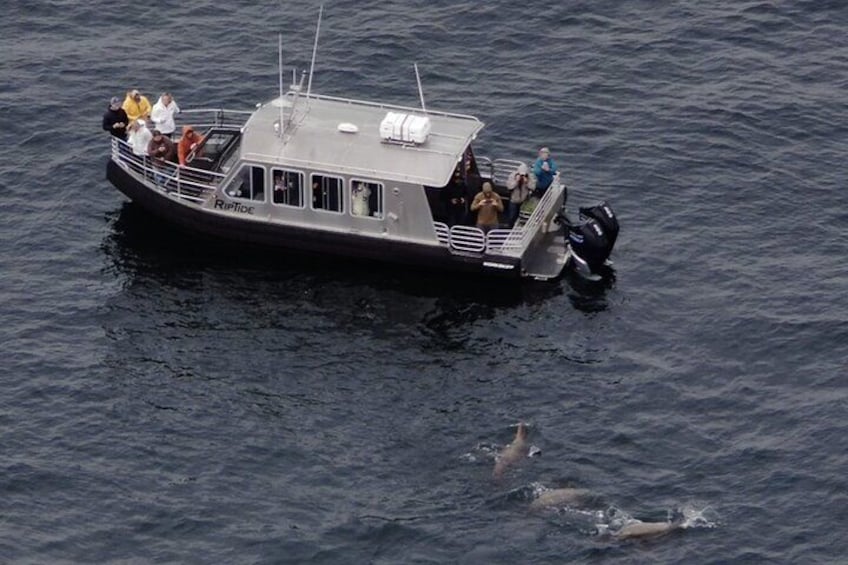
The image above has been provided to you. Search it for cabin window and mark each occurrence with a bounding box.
[271,168,305,208]
[226,164,266,202]
[350,179,384,219]
[311,174,343,213]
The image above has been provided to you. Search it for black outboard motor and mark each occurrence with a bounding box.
[567,201,619,278]
[568,218,610,273]
[579,201,618,254]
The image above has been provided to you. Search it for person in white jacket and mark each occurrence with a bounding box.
[506,162,536,227]
[150,92,180,137]
[127,119,153,156]
[351,181,372,216]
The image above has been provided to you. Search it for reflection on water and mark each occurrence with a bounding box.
[101,202,615,323]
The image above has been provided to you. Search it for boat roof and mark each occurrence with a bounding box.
[240,92,484,186]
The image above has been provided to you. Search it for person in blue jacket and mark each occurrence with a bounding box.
[532,146,558,195]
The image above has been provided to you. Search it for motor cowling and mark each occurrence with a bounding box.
[568,218,610,272]
[579,201,618,253]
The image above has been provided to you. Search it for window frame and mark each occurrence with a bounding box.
[309,172,345,215]
[227,163,267,203]
[270,167,306,209]
[349,178,384,220]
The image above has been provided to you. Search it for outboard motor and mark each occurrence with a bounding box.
[579,201,618,255]
[567,201,619,278]
[568,218,610,273]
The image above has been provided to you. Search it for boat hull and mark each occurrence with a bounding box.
[106,160,523,278]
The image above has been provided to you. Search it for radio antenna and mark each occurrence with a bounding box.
[278,33,284,136]
[414,63,427,114]
[306,5,324,99]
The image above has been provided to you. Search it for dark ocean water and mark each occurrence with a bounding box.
[2,1,847,563]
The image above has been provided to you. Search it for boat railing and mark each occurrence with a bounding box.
[304,92,482,124]
[502,174,564,253]
[432,173,563,257]
[485,229,522,253]
[476,156,527,187]
[175,108,253,131]
[431,225,522,255]
[110,137,225,204]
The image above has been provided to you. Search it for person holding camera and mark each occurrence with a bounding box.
[532,146,558,195]
[506,162,536,227]
[470,181,504,233]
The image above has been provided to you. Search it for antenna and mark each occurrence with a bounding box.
[306,4,324,98]
[278,33,284,137]
[414,63,427,114]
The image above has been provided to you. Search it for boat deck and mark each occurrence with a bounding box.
[521,230,569,280]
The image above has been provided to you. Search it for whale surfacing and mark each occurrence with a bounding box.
[492,422,529,479]
[529,488,590,511]
[614,519,681,540]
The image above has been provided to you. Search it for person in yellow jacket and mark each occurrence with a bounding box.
[122,89,152,124]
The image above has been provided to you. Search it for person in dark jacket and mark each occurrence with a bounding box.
[147,129,176,186]
[148,129,176,164]
[441,167,468,226]
[102,96,129,140]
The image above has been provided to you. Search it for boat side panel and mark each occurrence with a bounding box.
[106,161,521,278]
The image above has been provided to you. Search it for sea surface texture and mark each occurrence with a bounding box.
[1,1,847,563]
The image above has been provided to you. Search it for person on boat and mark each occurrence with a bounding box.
[470,181,504,233]
[126,119,152,156]
[150,92,180,137]
[532,147,558,195]
[102,96,129,140]
[442,167,468,226]
[148,129,176,164]
[351,181,372,216]
[122,89,152,124]
[147,129,175,185]
[177,125,205,167]
[506,162,536,227]
[273,172,288,204]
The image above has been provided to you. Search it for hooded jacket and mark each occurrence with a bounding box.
[122,92,152,124]
[506,163,536,203]
[177,126,204,166]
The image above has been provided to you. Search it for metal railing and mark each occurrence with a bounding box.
[175,108,253,131]
[304,91,483,124]
[476,156,529,187]
[110,137,225,204]
[499,174,564,253]
[431,173,564,258]
[431,224,522,255]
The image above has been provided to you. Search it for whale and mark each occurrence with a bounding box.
[614,516,684,540]
[529,488,590,511]
[492,422,529,479]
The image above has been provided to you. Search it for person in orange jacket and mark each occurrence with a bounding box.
[177,125,205,167]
